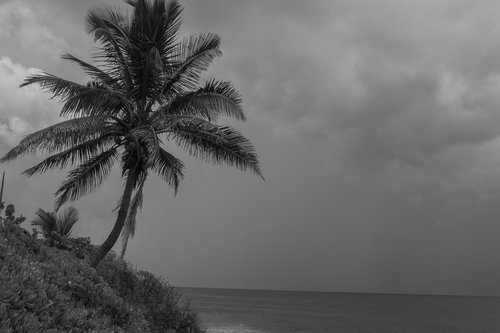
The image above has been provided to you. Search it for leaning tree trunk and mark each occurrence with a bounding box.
[90,167,137,268]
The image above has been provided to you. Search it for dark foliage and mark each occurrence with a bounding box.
[0,204,204,332]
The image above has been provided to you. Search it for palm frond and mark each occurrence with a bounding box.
[56,206,79,237]
[123,0,183,108]
[156,0,183,57]
[92,1,164,101]
[166,79,245,121]
[125,23,165,101]
[61,87,133,118]
[129,42,165,101]
[122,0,183,50]
[151,147,184,192]
[165,117,262,178]
[62,53,117,87]
[0,117,108,162]
[124,178,144,239]
[32,208,57,239]
[54,148,118,209]
[86,5,131,41]
[163,32,222,95]
[120,173,146,257]
[86,10,133,89]
[127,0,183,58]
[120,235,129,260]
[22,135,115,176]
[32,206,79,239]
[21,73,85,102]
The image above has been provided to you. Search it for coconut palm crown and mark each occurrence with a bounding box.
[0,0,262,267]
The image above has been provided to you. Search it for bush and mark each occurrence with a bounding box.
[0,204,204,333]
[0,231,150,332]
[32,206,79,242]
[97,255,204,333]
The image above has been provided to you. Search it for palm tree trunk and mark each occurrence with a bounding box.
[90,167,137,268]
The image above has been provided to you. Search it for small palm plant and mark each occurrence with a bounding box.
[32,206,79,241]
[1,0,262,267]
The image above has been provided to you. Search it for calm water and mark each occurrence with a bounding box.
[178,287,500,333]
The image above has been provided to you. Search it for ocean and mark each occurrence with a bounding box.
[177,287,500,333]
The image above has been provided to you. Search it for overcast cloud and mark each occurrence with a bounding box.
[1,0,500,296]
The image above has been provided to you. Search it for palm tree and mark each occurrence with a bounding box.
[32,206,79,240]
[1,0,262,268]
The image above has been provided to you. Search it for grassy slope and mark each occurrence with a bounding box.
[0,220,204,333]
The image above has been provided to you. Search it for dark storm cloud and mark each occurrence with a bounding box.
[185,0,500,158]
[197,0,500,196]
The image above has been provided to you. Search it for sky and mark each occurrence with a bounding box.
[0,0,500,297]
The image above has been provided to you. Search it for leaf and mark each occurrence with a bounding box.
[151,147,184,192]
[56,206,79,237]
[22,135,115,176]
[86,10,133,89]
[54,148,118,209]
[166,79,245,121]
[21,73,86,102]
[163,32,222,96]
[120,174,146,259]
[32,209,57,239]
[62,53,117,87]
[61,87,133,118]
[165,117,262,178]
[0,117,107,162]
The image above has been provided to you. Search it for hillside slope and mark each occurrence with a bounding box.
[0,212,203,333]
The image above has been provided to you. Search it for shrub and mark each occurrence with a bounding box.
[0,230,150,332]
[0,203,205,333]
[32,206,79,242]
[97,256,204,333]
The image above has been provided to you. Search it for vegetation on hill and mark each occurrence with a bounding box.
[0,204,203,332]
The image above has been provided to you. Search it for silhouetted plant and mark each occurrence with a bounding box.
[0,0,262,268]
[0,206,42,265]
[0,203,28,237]
[32,206,79,241]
